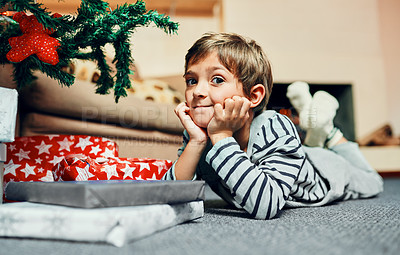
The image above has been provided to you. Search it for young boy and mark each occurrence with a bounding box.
[162,32,383,219]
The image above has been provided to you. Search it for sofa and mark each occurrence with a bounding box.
[0,62,186,161]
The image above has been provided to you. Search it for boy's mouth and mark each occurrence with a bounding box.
[191,105,214,115]
[193,105,213,109]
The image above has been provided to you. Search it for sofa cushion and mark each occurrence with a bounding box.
[0,64,17,89]
[20,72,184,134]
[20,112,182,159]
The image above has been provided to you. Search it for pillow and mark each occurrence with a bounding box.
[127,79,184,105]
[68,58,185,105]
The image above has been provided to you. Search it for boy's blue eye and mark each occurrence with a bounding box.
[186,78,197,86]
[212,77,224,84]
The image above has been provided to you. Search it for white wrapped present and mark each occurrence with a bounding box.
[0,200,203,247]
[0,87,18,143]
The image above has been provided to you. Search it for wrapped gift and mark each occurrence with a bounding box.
[0,87,18,202]
[0,200,203,247]
[3,135,119,184]
[1,143,5,203]
[5,180,205,208]
[0,87,18,143]
[52,155,172,181]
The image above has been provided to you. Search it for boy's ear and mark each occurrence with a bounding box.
[249,84,266,108]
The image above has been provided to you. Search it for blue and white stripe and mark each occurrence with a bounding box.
[163,111,328,219]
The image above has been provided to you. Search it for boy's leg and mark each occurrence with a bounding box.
[330,141,375,172]
[305,146,383,200]
[332,142,384,198]
[287,83,383,198]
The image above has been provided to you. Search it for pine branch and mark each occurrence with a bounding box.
[39,61,75,87]
[93,46,114,95]
[0,16,19,64]
[12,57,37,89]
[1,0,179,103]
[112,30,132,102]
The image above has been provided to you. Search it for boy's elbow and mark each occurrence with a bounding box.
[248,206,281,220]
[252,211,280,220]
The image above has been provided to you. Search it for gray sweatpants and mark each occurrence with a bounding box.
[306,141,383,203]
[285,141,384,208]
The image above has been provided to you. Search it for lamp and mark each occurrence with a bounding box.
[0,86,18,203]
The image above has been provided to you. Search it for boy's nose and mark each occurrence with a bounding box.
[193,80,208,98]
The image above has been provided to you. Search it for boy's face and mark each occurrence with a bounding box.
[184,52,246,128]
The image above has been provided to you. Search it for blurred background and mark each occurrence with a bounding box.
[25,0,400,172]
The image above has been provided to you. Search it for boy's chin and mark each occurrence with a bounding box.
[191,115,212,129]
[190,111,213,129]
[193,119,211,129]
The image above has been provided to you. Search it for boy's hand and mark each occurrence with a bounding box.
[207,96,251,144]
[175,102,208,143]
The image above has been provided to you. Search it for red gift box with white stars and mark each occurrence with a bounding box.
[3,135,172,196]
[52,156,172,181]
[3,135,118,185]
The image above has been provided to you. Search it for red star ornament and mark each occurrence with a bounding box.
[6,12,62,65]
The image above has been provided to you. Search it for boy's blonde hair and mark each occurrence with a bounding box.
[185,32,273,115]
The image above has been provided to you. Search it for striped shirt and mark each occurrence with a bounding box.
[163,110,329,219]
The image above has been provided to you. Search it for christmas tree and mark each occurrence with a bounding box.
[0,0,179,102]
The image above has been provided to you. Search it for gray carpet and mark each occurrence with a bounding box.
[1,178,399,255]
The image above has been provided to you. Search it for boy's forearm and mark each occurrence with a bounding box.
[174,140,207,180]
